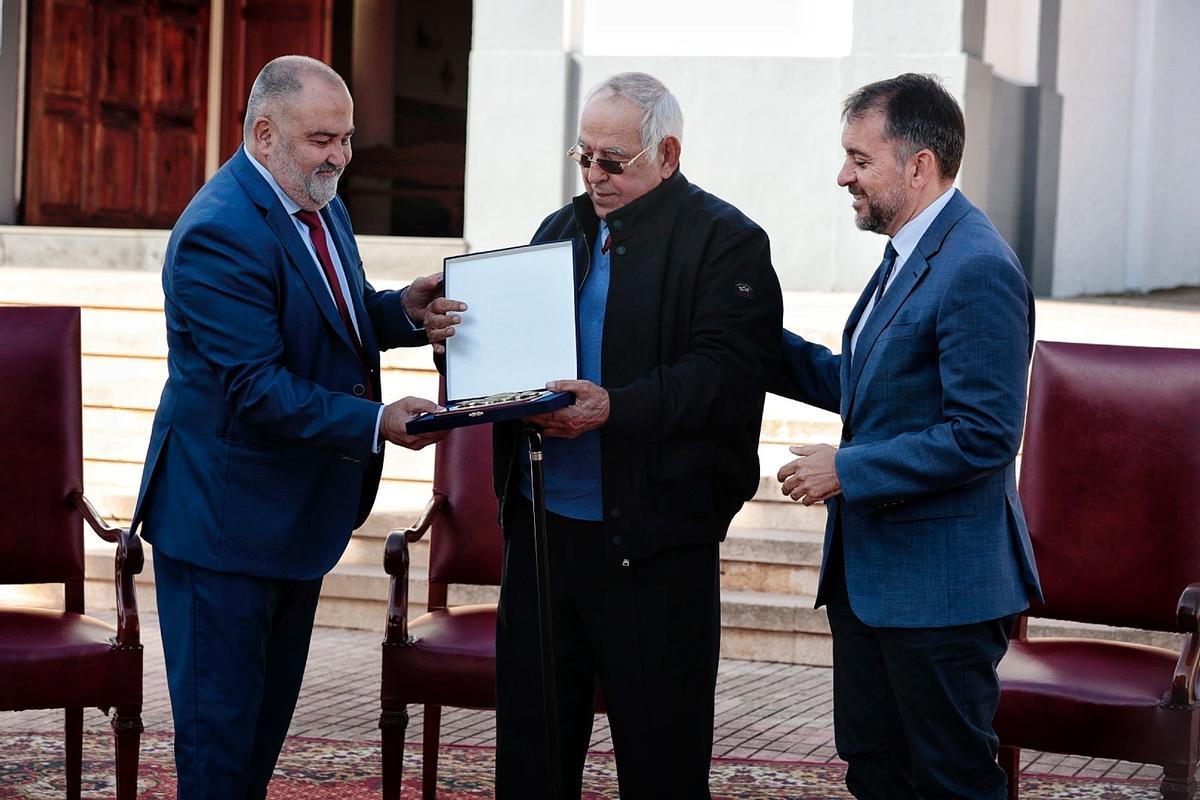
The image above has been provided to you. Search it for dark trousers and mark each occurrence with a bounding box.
[153,548,323,800]
[495,497,721,799]
[825,537,1015,800]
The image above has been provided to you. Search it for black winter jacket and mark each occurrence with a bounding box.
[493,171,783,560]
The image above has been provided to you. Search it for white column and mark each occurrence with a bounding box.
[463,0,576,252]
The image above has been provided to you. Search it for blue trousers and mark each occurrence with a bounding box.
[153,548,322,800]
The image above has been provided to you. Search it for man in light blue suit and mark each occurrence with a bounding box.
[775,74,1042,799]
[131,56,461,798]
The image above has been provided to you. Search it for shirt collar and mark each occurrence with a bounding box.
[243,144,303,216]
[889,186,956,265]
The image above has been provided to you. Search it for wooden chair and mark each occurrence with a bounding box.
[379,421,505,799]
[0,306,144,799]
[995,341,1200,799]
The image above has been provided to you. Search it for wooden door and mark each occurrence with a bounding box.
[24,0,210,228]
[218,0,333,162]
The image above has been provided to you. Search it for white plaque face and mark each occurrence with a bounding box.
[442,240,579,400]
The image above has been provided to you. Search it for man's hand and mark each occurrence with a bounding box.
[402,272,467,354]
[381,396,447,450]
[777,443,842,505]
[525,379,609,439]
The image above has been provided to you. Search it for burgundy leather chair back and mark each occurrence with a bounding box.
[1020,340,1200,631]
[427,419,504,587]
[0,306,85,586]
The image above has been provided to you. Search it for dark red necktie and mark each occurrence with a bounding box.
[294,209,375,400]
[601,232,612,254]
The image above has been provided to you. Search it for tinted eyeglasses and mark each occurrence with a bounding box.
[566,142,654,175]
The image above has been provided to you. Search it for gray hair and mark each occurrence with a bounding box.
[585,72,683,163]
[242,56,348,141]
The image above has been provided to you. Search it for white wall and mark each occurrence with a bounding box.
[1052,0,1200,295]
[464,0,1199,296]
[465,0,981,291]
[983,0,1040,85]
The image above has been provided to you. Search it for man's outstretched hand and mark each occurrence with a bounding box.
[403,272,467,355]
[381,396,447,450]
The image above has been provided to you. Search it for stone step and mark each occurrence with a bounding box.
[720,528,824,596]
[14,527,1187,669]
[0,232,466,282]
[67,537,830,664]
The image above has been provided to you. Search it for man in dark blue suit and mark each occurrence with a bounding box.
[131,56,462,798]
[774,74,1042,799]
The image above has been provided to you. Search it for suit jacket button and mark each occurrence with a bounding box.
[614,245,627,256]
[609,508,621,519]
[353,384,366,396]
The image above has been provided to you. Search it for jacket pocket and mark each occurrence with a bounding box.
[877,321,921,340]
[876,486,978,522]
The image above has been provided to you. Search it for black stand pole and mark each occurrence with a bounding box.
[525,426,563,800]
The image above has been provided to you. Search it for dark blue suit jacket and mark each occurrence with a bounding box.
[775,190,1042,627]
[132,148,425,580]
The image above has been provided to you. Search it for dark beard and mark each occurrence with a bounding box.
[853,184,904,234]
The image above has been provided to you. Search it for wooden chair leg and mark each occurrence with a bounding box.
[112,705,143,800]
[422,705,443,800]
[65,707,83,800]
[999,745,1020,800]
[381,707,410,800]
[1162,762,1198,800]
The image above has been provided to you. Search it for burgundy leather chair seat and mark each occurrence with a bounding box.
[997,637,1189,765]
[0,609,140,711]
[383,605,498,709]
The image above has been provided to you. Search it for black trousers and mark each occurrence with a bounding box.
[495,496,721,799]
[825,535,1015,800]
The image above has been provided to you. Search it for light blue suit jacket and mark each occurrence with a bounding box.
[131,148,425,580]
[775,190,1042,627]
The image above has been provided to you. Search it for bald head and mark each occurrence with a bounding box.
[243,55,348,142]
[243,56,354,211]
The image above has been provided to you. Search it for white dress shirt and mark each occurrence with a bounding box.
[850,187,956,356]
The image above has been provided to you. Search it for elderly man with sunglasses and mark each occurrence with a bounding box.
[489,72,783,798]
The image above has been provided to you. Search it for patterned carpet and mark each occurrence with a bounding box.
[0,731,1161,798]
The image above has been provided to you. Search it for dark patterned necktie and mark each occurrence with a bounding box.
[874,241,898,304]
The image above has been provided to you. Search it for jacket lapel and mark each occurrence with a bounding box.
[843,190,971,411]
[839,281,876,419]
[267,203,357,352]
[229,150,360,354]
[323,205,379,362]
[847,254,929,390]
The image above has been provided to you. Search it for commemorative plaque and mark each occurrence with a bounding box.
[406,240,577,433]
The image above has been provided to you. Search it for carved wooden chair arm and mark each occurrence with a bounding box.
[383,492,447,645]
[1170,582,1200,706]
[71,491,142,650]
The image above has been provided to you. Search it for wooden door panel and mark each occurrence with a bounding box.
[43,1,90,96]
[92,120,141,216]
[25,0,208,228]
[152,129,202,220]
[155,16,206,111]
[96,7,142,104]
[36,119,86,209]
[220,0,332,160]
